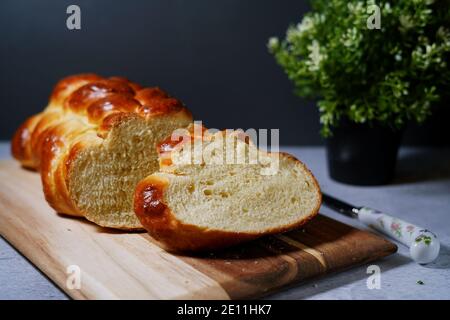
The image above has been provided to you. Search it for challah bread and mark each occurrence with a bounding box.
[134,125,321,251]
[12,74,192,229]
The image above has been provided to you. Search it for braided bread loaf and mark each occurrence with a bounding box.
[12,74,192,229]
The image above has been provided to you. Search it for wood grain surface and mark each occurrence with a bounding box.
[0,160,397,299]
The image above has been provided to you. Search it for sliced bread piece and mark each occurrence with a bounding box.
[134,125,321,251]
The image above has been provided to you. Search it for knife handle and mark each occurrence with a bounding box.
[358,207,440,264]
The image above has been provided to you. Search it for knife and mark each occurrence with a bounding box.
[322,193,440,264]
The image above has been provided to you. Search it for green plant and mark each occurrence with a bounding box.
[268,0,450,136]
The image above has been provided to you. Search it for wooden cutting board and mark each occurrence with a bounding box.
[0,160,397,299]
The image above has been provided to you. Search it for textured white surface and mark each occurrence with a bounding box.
[1,142,449,300]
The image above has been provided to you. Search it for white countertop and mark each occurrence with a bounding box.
[1,142,449,300]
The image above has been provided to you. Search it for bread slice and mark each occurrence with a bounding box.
[134,125,321,251]
[12,74,192,229]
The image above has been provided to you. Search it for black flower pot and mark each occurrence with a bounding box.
[326,120,402,185]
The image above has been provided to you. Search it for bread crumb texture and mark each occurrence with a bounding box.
[134,125,321,251]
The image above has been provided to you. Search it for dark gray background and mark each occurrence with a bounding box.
[1,0,448,145]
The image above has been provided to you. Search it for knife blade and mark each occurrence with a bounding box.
[321,193,359,218]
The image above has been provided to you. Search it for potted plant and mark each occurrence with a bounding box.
[268,0,450,185]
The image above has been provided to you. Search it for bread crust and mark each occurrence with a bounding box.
[12,74,192,224]
[134,152,322,252]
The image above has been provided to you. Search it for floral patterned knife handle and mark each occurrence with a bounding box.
[358,207,440,264]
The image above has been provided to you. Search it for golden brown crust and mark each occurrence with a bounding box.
[11,73,192,219]
[11,114,42,168]
[49,73,103,107]
[12,74,190,169]
[134,152,322,252]
[40,122,90,216]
